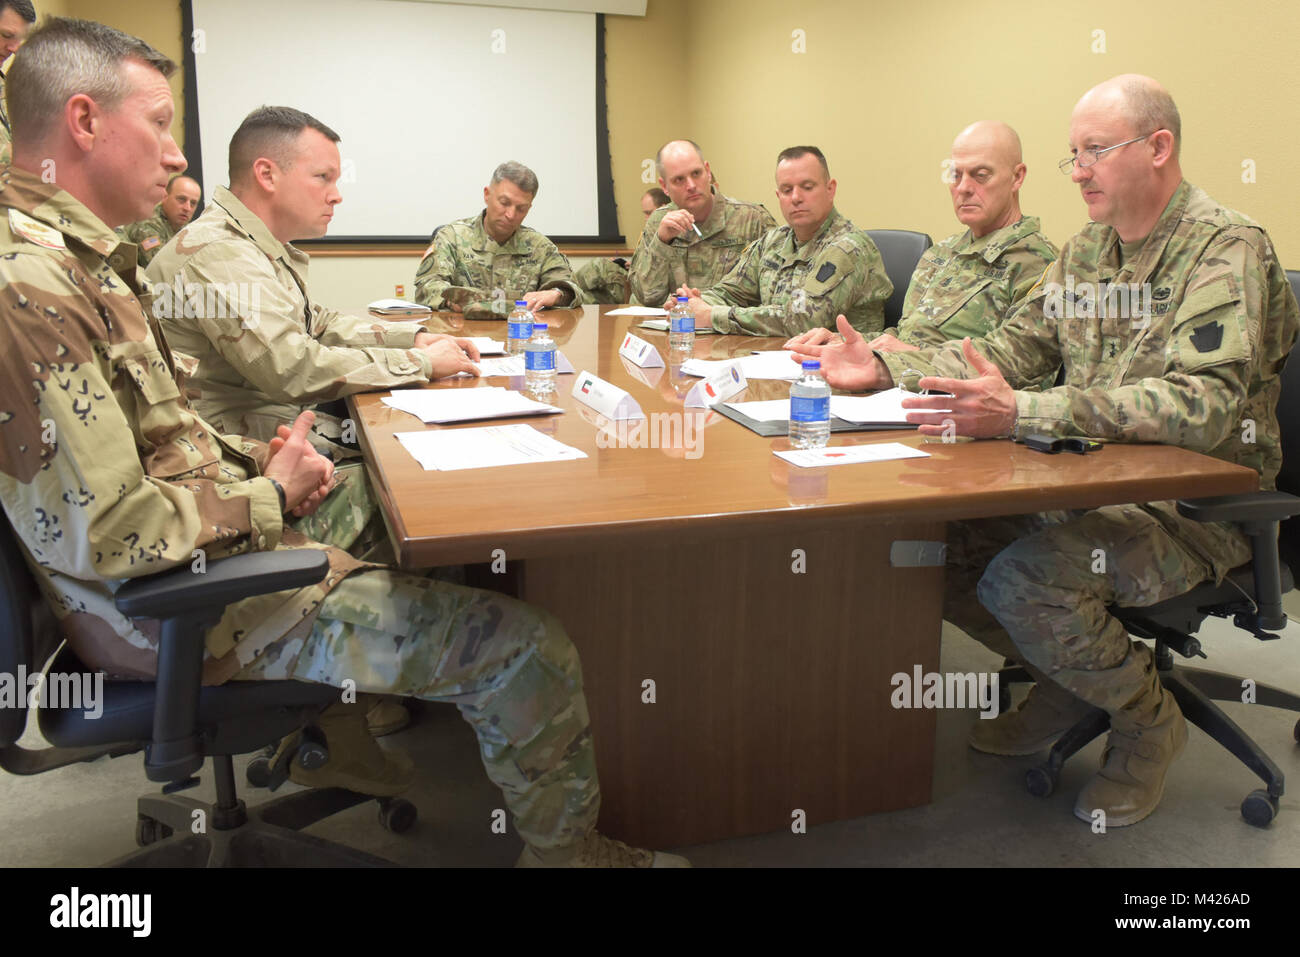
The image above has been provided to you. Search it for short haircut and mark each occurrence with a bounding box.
[655,139,704,179]
[644,186,669,207]
[228,106,340,183]
[0,1,36,23]
[1121,78,1182,158]
[6,17,174,149]
[167,174,199,193]
[776,145,830,179]
[490,160,538,197]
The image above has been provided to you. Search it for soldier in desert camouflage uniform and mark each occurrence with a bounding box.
[628,140,776,308]
[0,1,33,166]
[795,75,1298,828]
[682,146,892,338]
[0,16,683,867]
[118,174,200,266]
[412,161,582,318]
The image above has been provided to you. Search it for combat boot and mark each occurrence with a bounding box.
[516,831,691,868]
[969,673,1093,755]
[289,700,415,797]
[1073,648,1187,827]
[365,697,411,737]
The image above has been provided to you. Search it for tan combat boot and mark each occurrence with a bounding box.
[289,700,415,797]
[365,697,411,737]
[1072,648,1187,827]
[517,831,691,868]
[969,672,1093,755]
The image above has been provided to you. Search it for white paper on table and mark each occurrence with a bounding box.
[382,387,561,424]
[617,331,665,368]
[684,362,747,407]
[572,369,644,420]
[637,318,670,330]
[368,297,432,315]
[681,350,803,381]
[830,388,951,425]
[723,399,791,422]
[465,351,575,377]
[466,336,506,355]
[606,306,668,316]
[395,424,587,471]
[774,442,930,468]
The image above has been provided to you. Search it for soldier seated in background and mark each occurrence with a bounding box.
[118,174,201,265]
[574,187,671,305]
[413,161,583,318]
[677,145,892,338]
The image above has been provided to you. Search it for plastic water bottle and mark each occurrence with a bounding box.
[789,360,831,449]
[668,295,694,353]
[524,322,557,396]
[507,300,534,356]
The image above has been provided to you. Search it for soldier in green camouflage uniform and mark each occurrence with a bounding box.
[118,175,200,266]
[574,256,630,305]
[0,18,681,867]
[686,147,891,338]
[0,1,34,167]
[413,161,583,318]
[796,76,1299,828]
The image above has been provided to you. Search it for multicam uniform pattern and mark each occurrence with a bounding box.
[882,182,1298,710]
[0,165,599,849]
[146,187,433,461]
[628,191,776,307]
[701,208,893,338]
[117,204,177,266]
[413,212,583,318]
[574,257,630,305]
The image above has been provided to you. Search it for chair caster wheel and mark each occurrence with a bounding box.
[378,797,417,834]
[297,741,329,771]
[246,756,271,788]
[135,815,173,847]
[1241,790,1278,828]
[1026,765,1057,798]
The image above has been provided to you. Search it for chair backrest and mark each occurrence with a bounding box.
[1277,271,1300,568]
[0,513,40,748]
[866,229,933,327]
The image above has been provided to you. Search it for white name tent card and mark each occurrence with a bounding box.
[684,362,747,408]
[680,350,802,381]
[618,331,665,368]
[619,355,665,388]
[572,370,644,420]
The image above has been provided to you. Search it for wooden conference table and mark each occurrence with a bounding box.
[347,304,1258,848]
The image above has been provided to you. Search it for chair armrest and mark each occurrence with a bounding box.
[1176,491,1300,525]
[114,550,330,620]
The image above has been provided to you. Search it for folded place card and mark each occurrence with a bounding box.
[572,369,644,420]
[618,331,665,368]
[620,355,665,388]
[684,361,747,408]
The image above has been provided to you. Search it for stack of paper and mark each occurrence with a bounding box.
[681,350,802,381]
[368,298,432,317]
[383,387,561,424]
[831,388,951,425]
[465,337,506,355]
[396,424,587,471]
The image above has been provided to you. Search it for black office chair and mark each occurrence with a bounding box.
[1005,271,1300,827]
[0,516,416,865]
[866,229,933,326]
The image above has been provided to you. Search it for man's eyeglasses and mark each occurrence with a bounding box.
[1058,133,1155,174]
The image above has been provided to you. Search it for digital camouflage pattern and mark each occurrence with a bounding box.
[702,208,893,337]
[118,204,177,267]
[889,182,1298,710]
[892,216,1057,346]
[628,191,776,307]
[574,256,629,305]
[413,212,583,317]
[0,164,602,850]
[146,187,434,460]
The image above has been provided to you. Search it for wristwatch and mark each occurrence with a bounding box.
[268,477,287,513]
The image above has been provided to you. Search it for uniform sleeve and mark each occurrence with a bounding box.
[629,211,682,308]
[308,303,425,349]
[532,237,583,307]
[413,227,488,309]
[169,245,433,402]
[1010,234,1266,448]
[0,254,284,581]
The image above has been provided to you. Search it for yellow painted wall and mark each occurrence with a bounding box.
[52,0,1300,294]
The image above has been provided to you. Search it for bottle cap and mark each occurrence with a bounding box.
[801,360,820,371]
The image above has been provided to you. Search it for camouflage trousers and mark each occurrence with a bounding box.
[944,501,1251,713]
[232,568,598,851]
[290,462,394,565]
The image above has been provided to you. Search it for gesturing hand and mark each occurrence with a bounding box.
[788,314,891,392]
[900,338,1017,439]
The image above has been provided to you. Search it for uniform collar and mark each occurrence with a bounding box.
[211,185,302,263]
[0,162,137,263]
[1096,180,1190,284]
[471,210,527,254]
[779,206,843,263]
[694,187,727,239]
[952,215,1043,264]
